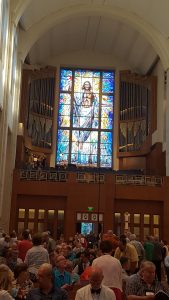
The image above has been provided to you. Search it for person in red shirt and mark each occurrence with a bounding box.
[18,230,32,261]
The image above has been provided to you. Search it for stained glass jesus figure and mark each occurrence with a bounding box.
[72,81,99,165]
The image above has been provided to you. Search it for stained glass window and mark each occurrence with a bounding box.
[56,68,115,168]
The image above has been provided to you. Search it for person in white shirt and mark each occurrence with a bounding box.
[75,266,116,300]
[92,240,122,300]
[24,233,49,282]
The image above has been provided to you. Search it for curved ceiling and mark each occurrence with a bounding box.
[18,0,169,74]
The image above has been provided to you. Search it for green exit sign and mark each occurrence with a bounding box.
[88,207,94,212]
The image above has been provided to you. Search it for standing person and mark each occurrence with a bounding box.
[92,240,122,300]
[144,236,154,261]
[114,236,138,274]
[129,234,145,268]
[152,236,163,282]
[26,263,68,300]
[18,230,32,262]
[162,240,169,258]
[75,267,116,300]
[24,233,49,282]
[119,256,130,293]
[102,230,119,255]
[73,251,91,276]
[42,231,56,254]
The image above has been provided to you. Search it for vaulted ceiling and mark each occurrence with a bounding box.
[18,0,169,74]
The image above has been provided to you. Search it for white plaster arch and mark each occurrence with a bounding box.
[18,3,169,69]
[11,0,32,25]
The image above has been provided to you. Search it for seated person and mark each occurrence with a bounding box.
[53,255,72,291]
[126,261,169,300]
[6,243,22,272]
[61,244,75,261]
[12,263,33,299]
[26,263,68,300]
[120,256,130,293]
[73,251,91,275]
[0,264,14,299]
[75,266,116,300]
[65,260,80,285]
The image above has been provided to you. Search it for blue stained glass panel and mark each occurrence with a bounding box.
[73,116,98,129]
[60,69,72,77]
[102,71,114,79]
[101,107,113,129]
[100,131,112,144]
[73,93,99,128]
[102,78,114,93]
[102,95,113,106]
[100,155,112,167]
[57,151,69,163]
[101,118,112,130]
[101,143,112,156]
[75,70,99,78]
[72,130,98,144]
[57,142,69,154]
[60,93,71,104]
[58,103,71,116]
[71,153,97,166]
[58,115,70,127]
[71,130,98,165]
[57,129,69,142]
[60,70,72,91]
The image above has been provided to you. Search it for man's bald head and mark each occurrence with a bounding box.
[89,267,104,289]
[38,263,53,289]
[38,263,52,276]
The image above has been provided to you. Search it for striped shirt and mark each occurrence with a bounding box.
[24,245,49,274]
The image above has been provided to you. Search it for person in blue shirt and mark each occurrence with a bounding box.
[53,255,72,291]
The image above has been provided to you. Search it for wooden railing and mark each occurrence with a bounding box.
[19,169,68,182]
[115,174,163,186]
[19,170,163,186]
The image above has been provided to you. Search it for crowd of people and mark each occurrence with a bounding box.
[0,228,169,299]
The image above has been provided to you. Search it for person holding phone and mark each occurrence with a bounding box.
[126,261,169,300]
[53,255,72,291]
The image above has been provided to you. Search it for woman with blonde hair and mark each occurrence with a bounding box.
[0,264,14,299]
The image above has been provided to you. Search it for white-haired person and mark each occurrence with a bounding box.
[126,261,169,299]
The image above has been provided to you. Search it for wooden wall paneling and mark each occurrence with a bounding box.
[53,209,58,239]
[34,209,39,233]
